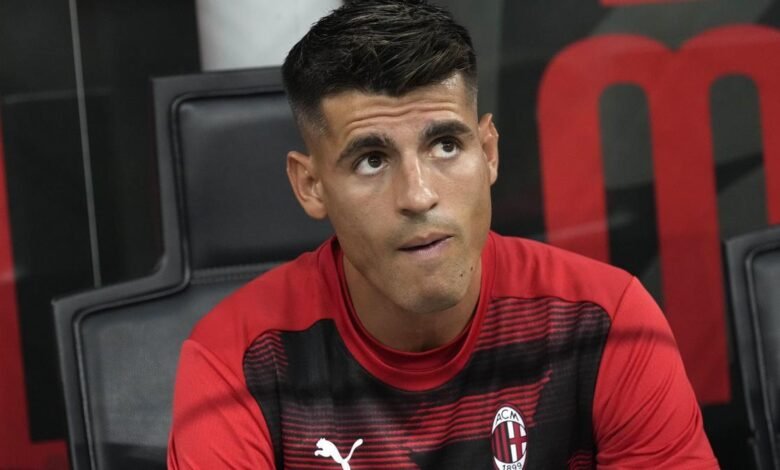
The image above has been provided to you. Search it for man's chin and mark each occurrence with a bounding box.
[398,287,466,315]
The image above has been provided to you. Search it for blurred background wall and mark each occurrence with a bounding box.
[0,0,778,468]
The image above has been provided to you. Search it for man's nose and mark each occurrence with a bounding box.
[394,156,438,216]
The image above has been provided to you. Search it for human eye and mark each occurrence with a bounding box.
[354,153,387,176]
[430,137,461,159]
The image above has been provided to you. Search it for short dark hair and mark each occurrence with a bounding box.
[282,0,477,131]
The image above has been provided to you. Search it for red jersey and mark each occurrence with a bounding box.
[167,232,718,469]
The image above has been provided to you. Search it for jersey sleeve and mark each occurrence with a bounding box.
[592,277,719,469]
[167,339,275,469]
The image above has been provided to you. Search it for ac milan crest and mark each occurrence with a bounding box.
[490,405,528,470]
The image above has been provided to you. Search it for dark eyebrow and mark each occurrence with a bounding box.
[421,120,473,142]
[337,133,393,164]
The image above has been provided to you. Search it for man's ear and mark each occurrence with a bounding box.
[478,113,499,185]
[286,150,328,219]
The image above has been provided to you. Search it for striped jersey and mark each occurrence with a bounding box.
[168,232,717,469]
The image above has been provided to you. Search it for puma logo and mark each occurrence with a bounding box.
[314,437,364,470]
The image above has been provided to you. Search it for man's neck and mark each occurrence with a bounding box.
[343,258,482,352]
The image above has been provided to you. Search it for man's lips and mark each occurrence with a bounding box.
[398,234,452,251]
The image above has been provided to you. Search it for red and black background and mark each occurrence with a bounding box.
[0,0,777,468]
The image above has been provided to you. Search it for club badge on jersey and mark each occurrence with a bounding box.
[491,405,528,470]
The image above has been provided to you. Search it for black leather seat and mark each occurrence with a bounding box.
[52,67,331,470]
[724,224,780,470]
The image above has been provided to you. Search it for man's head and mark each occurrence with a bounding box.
[282,0,477,134]
[283,0,498,322]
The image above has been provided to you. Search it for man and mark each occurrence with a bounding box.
[168,1,718,468]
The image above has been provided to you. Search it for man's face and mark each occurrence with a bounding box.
[288,75,498,315]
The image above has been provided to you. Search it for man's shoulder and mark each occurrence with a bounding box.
[188,239,338,354]
[489,232,633,317]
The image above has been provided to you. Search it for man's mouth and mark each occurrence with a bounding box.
[399,234,452,253]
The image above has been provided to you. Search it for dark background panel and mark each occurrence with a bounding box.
[599,85,662,303]
[77,0,201,284]
[0,0,77,94]
[711,76,766,241]
[492,0,609,240]
[594,0,775,49]
[1,95,93,441]
[0,0,90,443]
[759,0,780,26]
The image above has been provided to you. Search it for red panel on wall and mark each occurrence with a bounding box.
[0,115,68,468]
